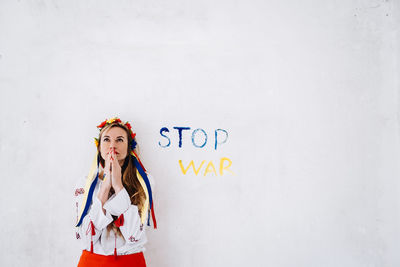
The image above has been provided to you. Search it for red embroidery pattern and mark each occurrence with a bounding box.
[75,188,85,196]
[76,202,79,222]
[128,236,139,242]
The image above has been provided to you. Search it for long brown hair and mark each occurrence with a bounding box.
[97,122,146,237]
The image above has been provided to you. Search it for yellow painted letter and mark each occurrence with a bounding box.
[219,157,235,175]
[179,160,205,175]
[204,161,217,176]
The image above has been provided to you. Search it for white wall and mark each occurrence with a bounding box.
[0,0,399,266]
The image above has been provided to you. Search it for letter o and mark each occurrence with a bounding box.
[191,128,208,148]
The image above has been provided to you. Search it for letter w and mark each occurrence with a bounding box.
[179,160,205,175]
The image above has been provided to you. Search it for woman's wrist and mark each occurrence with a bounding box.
[97,185,110,205]
[113,184,124,194]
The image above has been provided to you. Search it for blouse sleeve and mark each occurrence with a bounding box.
[103,188,146,243]
[74,178,113,250]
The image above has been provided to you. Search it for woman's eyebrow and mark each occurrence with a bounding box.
[103,135,125,139]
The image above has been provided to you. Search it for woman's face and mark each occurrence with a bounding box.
[99,126,129,166]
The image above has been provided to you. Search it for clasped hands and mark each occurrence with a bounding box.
[100,147,124,197]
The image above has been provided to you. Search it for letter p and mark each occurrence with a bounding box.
[214,129,228,150]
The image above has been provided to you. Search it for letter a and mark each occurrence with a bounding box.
[204,161,217,176]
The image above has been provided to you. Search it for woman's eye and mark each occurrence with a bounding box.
[102,138,123,142]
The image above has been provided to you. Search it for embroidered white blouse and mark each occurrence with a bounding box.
[74,173,155,255]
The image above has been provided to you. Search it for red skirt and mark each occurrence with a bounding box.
[77,250,146,267]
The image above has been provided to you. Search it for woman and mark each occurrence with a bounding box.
[74,117,157,267]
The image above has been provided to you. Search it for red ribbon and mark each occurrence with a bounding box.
[151,206,157,229]
[113,214,125,260]
[114,214,124,227]
[89,221,95,253]
[90,221,96,235]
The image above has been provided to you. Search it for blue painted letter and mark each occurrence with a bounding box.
[191,128,208,148]
[159,127,171,148]
[173,127,191,148]
[215,129,228,150]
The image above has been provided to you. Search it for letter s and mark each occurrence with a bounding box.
[159,127,171,148]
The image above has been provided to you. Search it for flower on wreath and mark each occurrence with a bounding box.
[97,117,121,128]
[94,138,99,147]
[97,120,107,128]
[107,117,121,124]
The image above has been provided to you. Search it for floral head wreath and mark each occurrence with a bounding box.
[76,117,157,231]
[94,117,137,151]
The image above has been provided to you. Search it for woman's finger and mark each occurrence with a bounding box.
[105,152,110,167]
[104,150,112,176]
[111,147,115,161]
